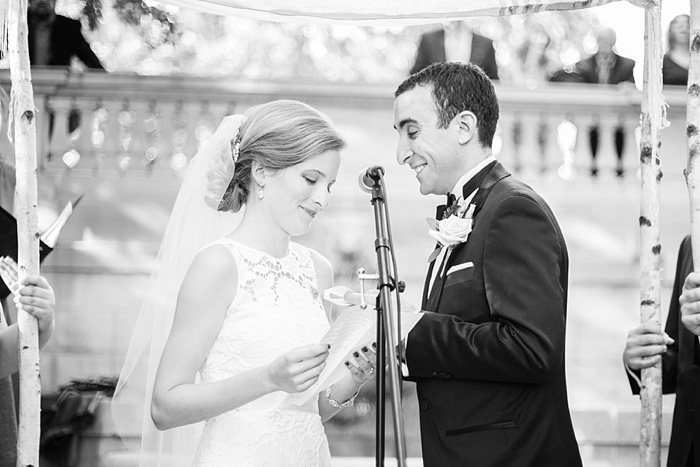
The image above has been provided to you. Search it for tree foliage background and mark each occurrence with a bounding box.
[61,0,603,85]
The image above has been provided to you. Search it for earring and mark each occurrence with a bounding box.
[258,186,264,200]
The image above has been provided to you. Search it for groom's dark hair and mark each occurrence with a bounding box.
[395,62,499,149]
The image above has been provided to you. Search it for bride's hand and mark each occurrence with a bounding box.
[266,344,330,393]
[344,345,377,384]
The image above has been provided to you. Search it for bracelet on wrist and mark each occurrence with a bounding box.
[325,385,361,409]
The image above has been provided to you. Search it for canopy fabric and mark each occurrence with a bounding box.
[154,0,641,24]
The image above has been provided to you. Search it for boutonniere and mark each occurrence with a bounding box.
[427,199,476,250]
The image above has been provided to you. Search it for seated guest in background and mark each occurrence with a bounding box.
[575,26,635,85]
[624,236,699,467]
[663,14,690,86]
[411,21,498,80]
[28,0,104,69]
[559,27,634,176]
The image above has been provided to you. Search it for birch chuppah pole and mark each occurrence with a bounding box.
[639,1,665,465]
[686,0,700,388]
[2,0,42,463]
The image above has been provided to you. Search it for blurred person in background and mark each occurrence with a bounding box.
[574,26,635,85]
[28,0,103,69]
[551,27,634,176]
[663,14,690,86]
[411,20,499,80]
[623,235,699,467]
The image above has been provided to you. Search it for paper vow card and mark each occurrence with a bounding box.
[285,306,423,406]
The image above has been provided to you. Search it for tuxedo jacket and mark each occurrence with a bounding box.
[574,53,634,85]
[28,15,104,69]
[627,236,700,466]
[410,29,499,80]
[405,161,582,466]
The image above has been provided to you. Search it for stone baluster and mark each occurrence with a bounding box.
[620,114,640,180]
[555,115,578,182]
[71,96,96,168]
[596,113,618,179]
[540,113,560,179]
[34,94,51,168]
[194,100,215,152]
[170,100,190,171]
[499,112,518,172]
[47,96,72,166]
[577,114,597,178]
[182,101,201,159]
[156,100,177,172]
[145,100,163,171]
[102,100,125,171]
[118,99,136,156]
[128,99,149,163]
[517,112,539,179]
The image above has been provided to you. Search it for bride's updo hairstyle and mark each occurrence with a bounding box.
[205,100,346,213]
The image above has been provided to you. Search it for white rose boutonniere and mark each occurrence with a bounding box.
[427,204,476,249]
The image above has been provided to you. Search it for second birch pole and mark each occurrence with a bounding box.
[686,0,700,373]
[639,2,664,466]
[687,0,700,281]
[7,0,42,463]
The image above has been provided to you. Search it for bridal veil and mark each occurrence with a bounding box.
[111,115,245,465]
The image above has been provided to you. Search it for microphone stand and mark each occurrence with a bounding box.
[364,174,407,467]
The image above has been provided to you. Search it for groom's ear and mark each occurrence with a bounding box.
[456,111,478,145]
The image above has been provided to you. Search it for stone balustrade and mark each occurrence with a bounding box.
[0,69,687,183]
[0,68,691,465]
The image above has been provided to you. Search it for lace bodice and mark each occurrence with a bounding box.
[193,238,332,466]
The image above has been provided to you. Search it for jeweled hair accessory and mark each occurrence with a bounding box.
[231,129,242,164]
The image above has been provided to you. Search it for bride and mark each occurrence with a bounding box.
[113,100,376,466]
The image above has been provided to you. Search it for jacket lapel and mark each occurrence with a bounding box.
[422,258,437,310]
[423,161,511,312]
[469,161,510,219]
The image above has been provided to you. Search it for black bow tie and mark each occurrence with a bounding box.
[436,192,457,220]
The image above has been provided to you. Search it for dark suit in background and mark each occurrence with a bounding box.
[662,55,688,86]
[406,161,581,466]
[28,15,103,69]
[627,236,700,467]
[411,28,499,80]
[574,53,635,85]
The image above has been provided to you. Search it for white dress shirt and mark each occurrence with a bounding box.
[444,22,473,65]
[426,156,496,297]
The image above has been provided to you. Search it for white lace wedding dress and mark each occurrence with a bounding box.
[192,238,332,466]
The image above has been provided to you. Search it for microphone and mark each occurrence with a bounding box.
[358,165,385,193]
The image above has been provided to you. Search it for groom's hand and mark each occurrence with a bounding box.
[265,344,330,393]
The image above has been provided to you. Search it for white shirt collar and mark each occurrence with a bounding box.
[451,155,496,202]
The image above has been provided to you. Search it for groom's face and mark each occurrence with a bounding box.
[393,85,464,196]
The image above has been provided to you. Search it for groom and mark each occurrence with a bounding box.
[393,62,582,466]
